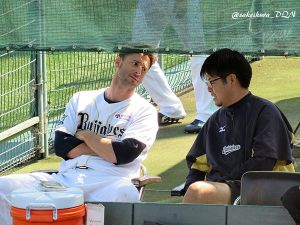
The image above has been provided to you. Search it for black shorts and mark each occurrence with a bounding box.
[225,180,241,204]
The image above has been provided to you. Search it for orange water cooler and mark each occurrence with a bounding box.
[10,187,85,225]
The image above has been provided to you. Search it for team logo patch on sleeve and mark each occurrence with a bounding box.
[57,114,68,125]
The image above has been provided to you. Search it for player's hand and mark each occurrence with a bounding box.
[75,130,91,141]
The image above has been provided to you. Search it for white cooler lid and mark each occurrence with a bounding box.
[11,187,84,209]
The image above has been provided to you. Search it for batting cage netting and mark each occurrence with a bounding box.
[0,0,299,55]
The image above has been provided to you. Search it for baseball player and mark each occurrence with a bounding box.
[134,0,218,130]
[0,49,158,224]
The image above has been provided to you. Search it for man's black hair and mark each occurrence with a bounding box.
[200,48,252,88]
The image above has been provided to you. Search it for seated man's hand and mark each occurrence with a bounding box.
[75,129,91,142]
[66,130,97,158]
[74,130,116,163]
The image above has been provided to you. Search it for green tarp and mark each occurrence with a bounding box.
[0,0,299,55]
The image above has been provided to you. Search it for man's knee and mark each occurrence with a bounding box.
[183,181,215,203]
[183,181,231,204]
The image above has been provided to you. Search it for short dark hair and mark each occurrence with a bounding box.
[200,48,252,88]
[118,45,158,67]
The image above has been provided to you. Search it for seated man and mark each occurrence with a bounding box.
[0,48,158,222]
[183,48,294,204]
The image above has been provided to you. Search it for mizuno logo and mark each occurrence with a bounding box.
[219,126,226,133]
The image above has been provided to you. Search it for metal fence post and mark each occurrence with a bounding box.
[42,51,48,157]
[30,52,39,151]
[36,52,46,158]
[37,0,49,157]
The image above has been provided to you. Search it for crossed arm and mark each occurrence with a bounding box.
[69,130,116,163]
[54,130,145,164]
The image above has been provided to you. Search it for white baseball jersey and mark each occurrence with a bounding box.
[52,88,158,201]
[0,89,158,222]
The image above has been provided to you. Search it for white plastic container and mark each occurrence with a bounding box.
[10,187,85,225]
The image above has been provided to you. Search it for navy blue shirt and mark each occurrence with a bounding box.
[185,92,294,188]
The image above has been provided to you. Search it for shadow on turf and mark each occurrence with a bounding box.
[142,159,187,203]
[156,123,198,140]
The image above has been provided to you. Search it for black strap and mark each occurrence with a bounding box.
[294,121,300,135]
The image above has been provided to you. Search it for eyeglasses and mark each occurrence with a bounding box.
[205,77,222,88]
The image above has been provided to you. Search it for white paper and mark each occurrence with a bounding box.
[85,203,105,225]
